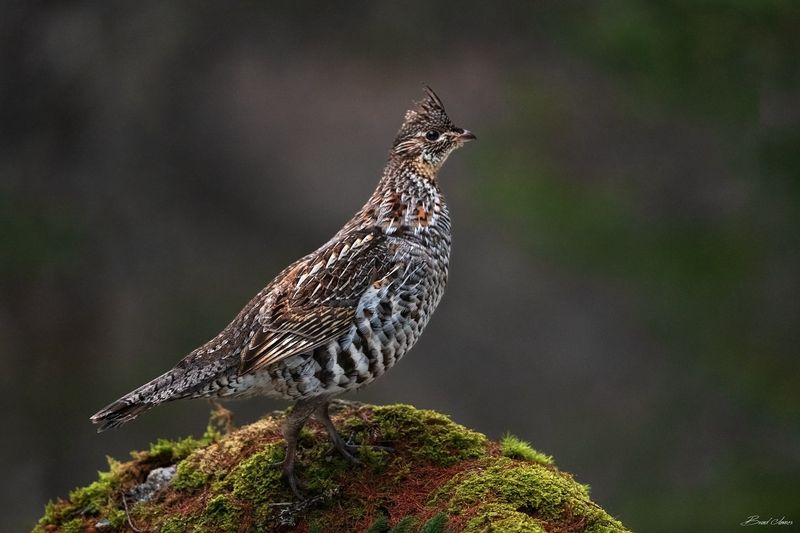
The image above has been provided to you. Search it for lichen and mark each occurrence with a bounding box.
[35,401,629,532]
[500,432,554,465]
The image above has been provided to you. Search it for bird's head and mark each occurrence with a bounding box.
[391,86,475,172]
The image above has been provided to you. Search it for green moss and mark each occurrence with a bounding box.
[464,503,547,532]
[420,512,452,533]
[35,402,629,532]
[198,494,239,532]
[366,512,389,532]
[146,435,207,463]
[107,508,128,528]
[300,444,351,493]
[500,433,554,465]
[161,515,192,533]
[308,520,325,533]
[390,515,418,533]
[172,460,210,491]
[35,458,122,531]
[367,513,424,533]
[142,421,220,464]
[60,517,86,533]
[372,405,487,466]
[167,421,229,493]
[347,504,366,522]
[202,420,223,442]
[35,501,57,532]
[433,457,628,532]
[585,522,634,533]
[69,460,121,514]
[356,442,391,470]
[229,443,286,503]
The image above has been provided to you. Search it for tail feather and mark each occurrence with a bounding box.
[90,398,153,432]
[90,367,192,432]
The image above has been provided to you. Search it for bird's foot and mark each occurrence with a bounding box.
[327,431,394,464]
[328,441,362,465]
[282,464,306,500]
[266,455,307,500]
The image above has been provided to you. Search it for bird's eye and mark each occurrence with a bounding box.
[425,131,440,141]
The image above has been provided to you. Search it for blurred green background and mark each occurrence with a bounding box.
[2,1,798,531]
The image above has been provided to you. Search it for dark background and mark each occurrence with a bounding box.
[3,2,799,531]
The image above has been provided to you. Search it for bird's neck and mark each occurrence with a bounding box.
[357,158,446,235]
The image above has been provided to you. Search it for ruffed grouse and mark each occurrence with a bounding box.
[91,87,475,496]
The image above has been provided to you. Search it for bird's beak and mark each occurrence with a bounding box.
[457,129,476,142]
[456,130,477,142]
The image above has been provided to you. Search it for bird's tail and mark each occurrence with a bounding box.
[90,367,192,432]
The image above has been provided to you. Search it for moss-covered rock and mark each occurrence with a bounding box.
[34,401,630,532]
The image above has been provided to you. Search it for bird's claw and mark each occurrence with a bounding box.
[283,468,306,500]
[327,431,394,463]
[326,443,363,465]
[266,456,307,499]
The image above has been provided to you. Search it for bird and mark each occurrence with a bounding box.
[90,86,475,497]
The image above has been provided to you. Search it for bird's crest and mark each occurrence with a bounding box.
[395,86,454,142]
[405,86,446,122]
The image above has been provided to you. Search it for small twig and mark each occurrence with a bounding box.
[120,492,144,533]
[208,399,235,434]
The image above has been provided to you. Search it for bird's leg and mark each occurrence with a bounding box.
[314,401,361,465]
[314,402,393,463]
[281,398,324,499]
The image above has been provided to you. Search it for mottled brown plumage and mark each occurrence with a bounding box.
[90,87,474,496]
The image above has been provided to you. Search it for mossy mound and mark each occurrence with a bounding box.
[35,401,629,532]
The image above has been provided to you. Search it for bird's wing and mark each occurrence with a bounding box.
[238,229,396,375]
